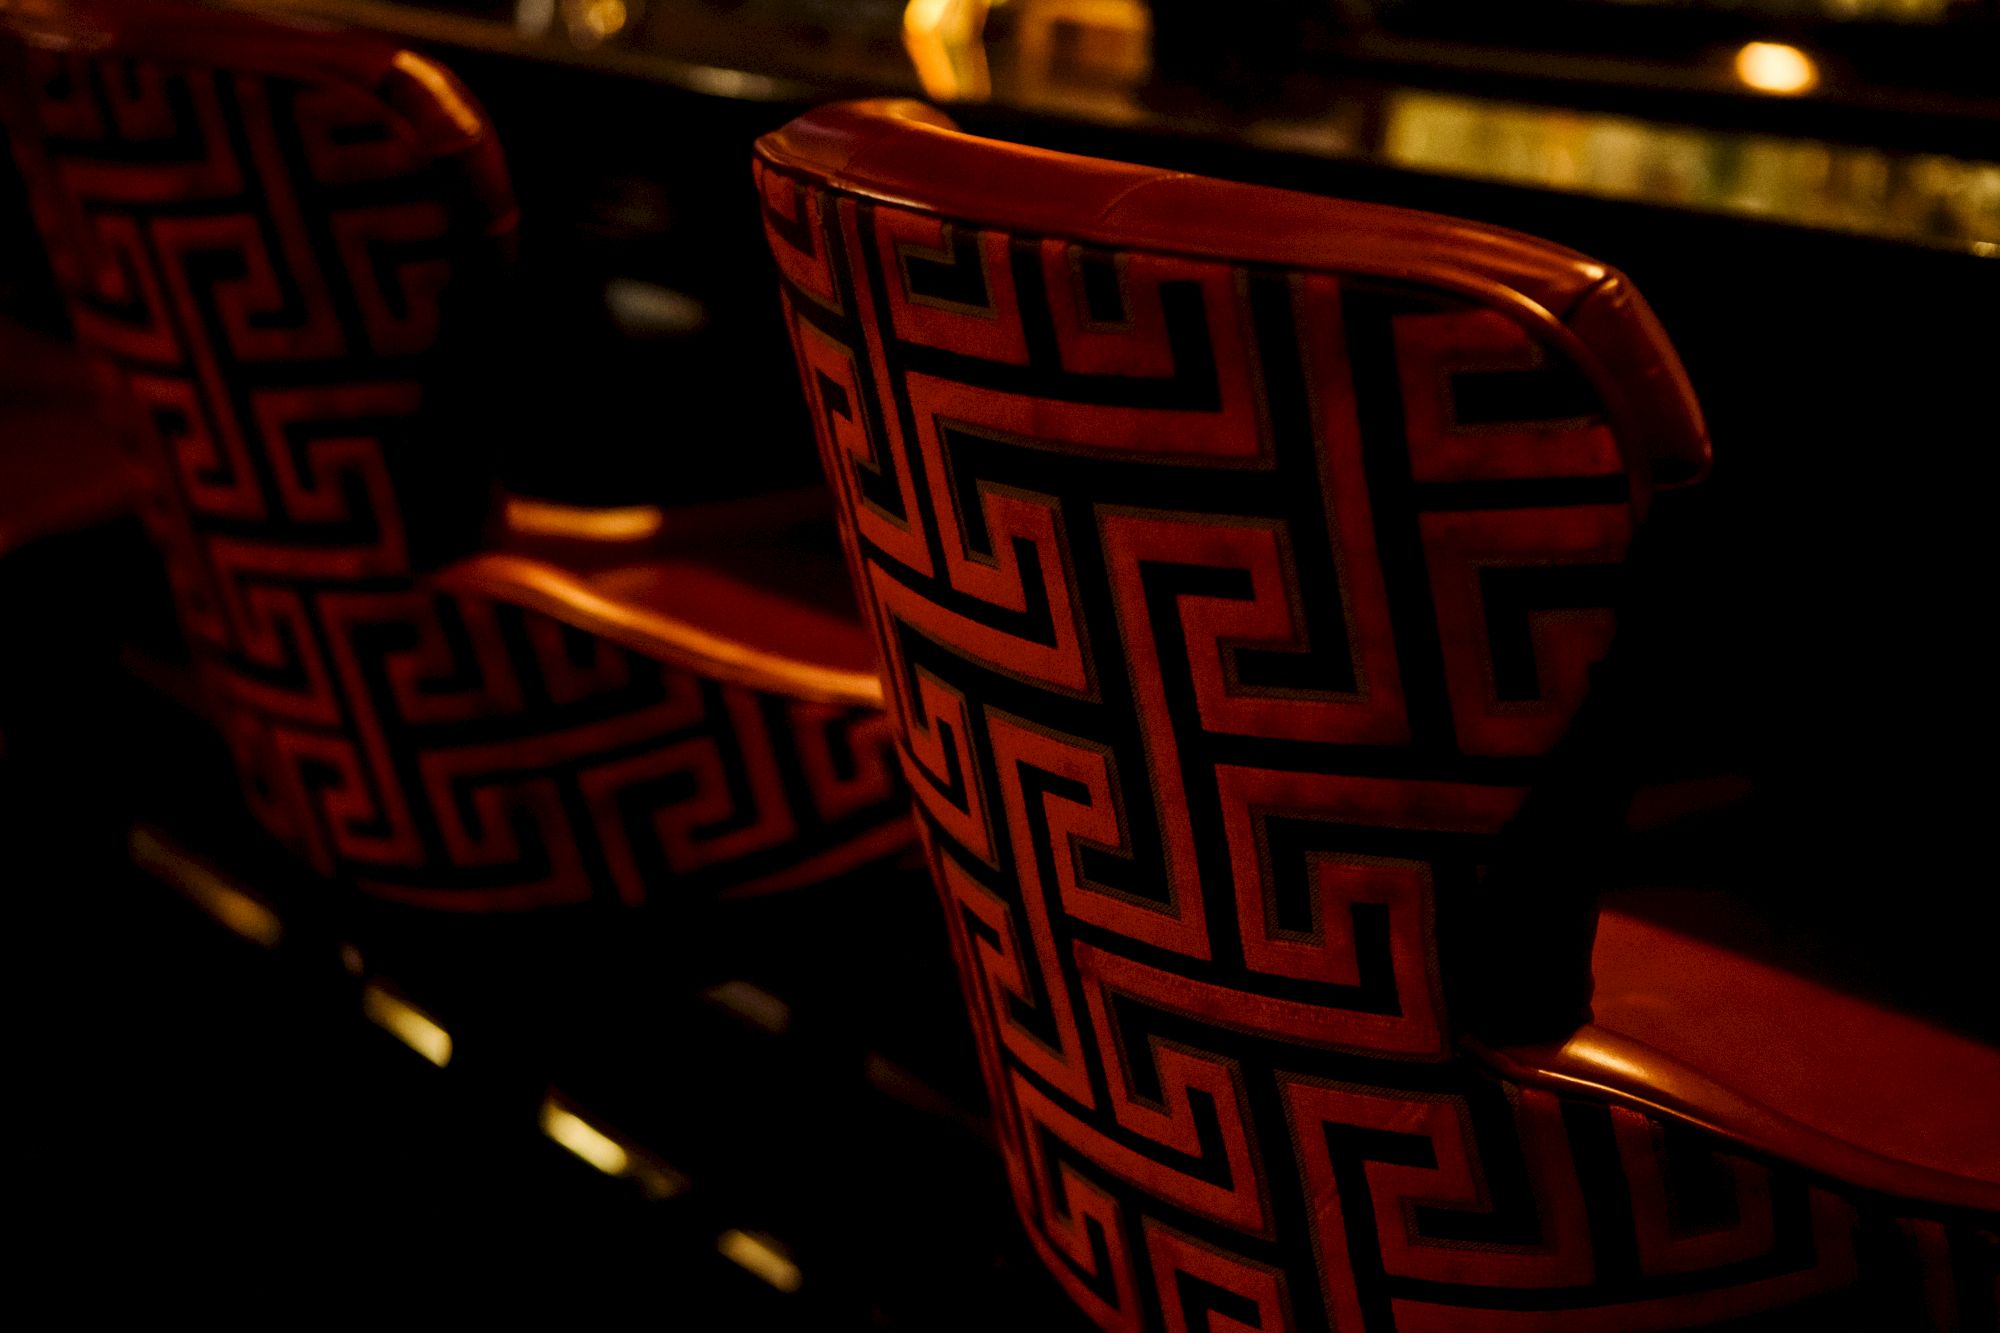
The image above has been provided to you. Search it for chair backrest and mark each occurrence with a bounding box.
[1,0,516,556]
[1,3,908,910]
[757,99,1713,1327]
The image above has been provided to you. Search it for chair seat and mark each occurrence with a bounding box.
[1485,891,2000,1213]
[441,489,882,706]
[0,320,135,558]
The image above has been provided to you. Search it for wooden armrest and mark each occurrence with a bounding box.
[1477,899,2000,1214]
[436,541,884,710]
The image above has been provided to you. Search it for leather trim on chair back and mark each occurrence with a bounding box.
[759,99,1710,494]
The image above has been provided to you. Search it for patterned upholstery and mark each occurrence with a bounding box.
[0,2,909,908]
[757,102,1996,1329]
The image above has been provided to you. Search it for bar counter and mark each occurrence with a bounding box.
[205,0,1997,252]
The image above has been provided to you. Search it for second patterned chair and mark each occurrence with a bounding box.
[757,100,1998,1330]
[0,0,911,916]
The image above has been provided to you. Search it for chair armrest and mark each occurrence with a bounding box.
[1474,902,2000,1214]
[435,546,884,710]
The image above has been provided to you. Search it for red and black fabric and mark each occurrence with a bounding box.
[0,2,908,909]
[757,102,1996,1330]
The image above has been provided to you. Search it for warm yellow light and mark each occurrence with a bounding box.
[361,983,452,1067]
[129,826,283,948]
[503,497,664,542]
[719,1230,803,1293]
[537,1093,687,1197]
[541,1099,629,1176]
[581,0,626,40]
[1735,42,1819,96]
[904,0,993,101]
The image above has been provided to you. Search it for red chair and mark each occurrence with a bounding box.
[0,1,911,911]
[758,100,1998,1330]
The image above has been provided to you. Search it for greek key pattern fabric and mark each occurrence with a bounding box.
[756,160,1997,1329]
[2,36,908,908]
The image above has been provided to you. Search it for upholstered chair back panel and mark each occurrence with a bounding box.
[754,101,1989,1330]
[1,7,908,907]
[755,121,1649,1037]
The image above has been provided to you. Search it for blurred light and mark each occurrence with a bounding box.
[338,943,366,977]
[583,0,626,40]
[1735,42,1819,96]
[541,1100,629,1176]
[538,1093,688,1197]
[680,66,787,100]
[904,0,992,101]
[562,0,628,46]
[504,497,664,542]
[361,983,452,1067]
[129,826,283,948]
[605,278,708,338]
[719,1230,803,1292]
[515,0,556,35]
[701,980,792,1034]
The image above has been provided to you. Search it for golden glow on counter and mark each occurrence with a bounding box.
[206,0,1992,254]
[1734,42,1820,96]
[129,826,284,948]
[1380,90,2000,248]
[361,982,453,1067]
[719,1229,804,1292]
